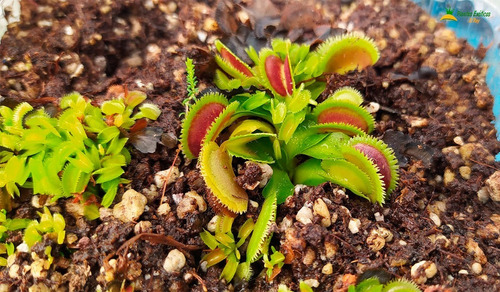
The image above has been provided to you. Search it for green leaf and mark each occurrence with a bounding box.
[284,119,328,158]
[124,91,147,108]
[223,134,276,164]
[24,222,42,248]
[6,242,14,256]
[229,119,275,138]
[4,156,29,185]
[270,99,287,124]
[200,230,219,250]
[29,155,63,196]
[305,81,326,101]
[84,204,100,220]
[93,166,124,184]
[135,103,161,120]
[84,113,107,133]
[61,163,86,197]
[301,132,347,159]
[285,84,310,113]
[106,136,128,155]
[214,70,242,91]
[100,178,120,207]
[220,253,239,282]
[58,111,87,139]
[101,154,127,168]
[293,158,328,186]
[263,167,294,204]
[3,218,31,231]
[300,281,314,292]
[68,151,95,173]
[246,194,277,262]
[245,46,259,65]
[237,218,255,242]
[101,100,125,115]
[321,159,374,201]
[0,132,19,150]
[60,92,86,110]
[12,102,33,129]
[278,110,306,143]
[353,278,383,292]
[241,91,271,111]
[97,126,120,144]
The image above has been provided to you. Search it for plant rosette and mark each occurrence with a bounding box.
[181,33,400,283]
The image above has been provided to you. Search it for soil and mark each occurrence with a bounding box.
[1,0,499,291]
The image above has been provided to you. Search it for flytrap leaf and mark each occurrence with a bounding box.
[381,279,421,292]
[339,144,385,204]
[200,141,248,216]
[320,159,374,201]
[180,92,229,158]
[262,167,294,204]
[258,49,294,97]
[316,33,380,75]
[300,132,347,160]
[222,133,276,164]
[328,86,364,105]
[313,99,375,136]
[246,193,277,262]
[293,158,328,186]
[214,40,256,87]
[347,136,399,194]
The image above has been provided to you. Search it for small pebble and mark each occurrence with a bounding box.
[485,171,500,202]
[197,31,207,43]
[157,203,171,216]
[471,262,482,274]
[163,249,186,273]
[477,187,489,203]
[411,261,437,284]
[348,218,361,234]
[458,269,469,275]
[313,198,331,227]
[366,102,380,114]
[459,166,471,180]
[322,263,333,275]
[374,212,384,222]
[113,189,147,223]
[134,221,152,234]
[154,166,180,188]
[303,279,320,288]
[429,212,441,227]
[296,206,313,225]
[453,136,464,146]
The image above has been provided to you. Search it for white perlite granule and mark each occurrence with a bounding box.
[0,0,21,43]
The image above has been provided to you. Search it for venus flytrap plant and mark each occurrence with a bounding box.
[181,33,399,283]
[0,87,161,252]
[348,277,421,292]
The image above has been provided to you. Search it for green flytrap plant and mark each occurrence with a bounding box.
[0,88,160,208]
[0,88,160,255]
[348,277,421,292]
[182,33,399,282]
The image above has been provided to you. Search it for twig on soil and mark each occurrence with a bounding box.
[190,269,208,292]
[468,158,499,171]
[104,233,203,271]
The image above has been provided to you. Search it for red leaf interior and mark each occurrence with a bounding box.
[265,55,288,97]
[188,102,226,156]
[220,48,253,77]
[354,143,391,190]
[317,108,368,133]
